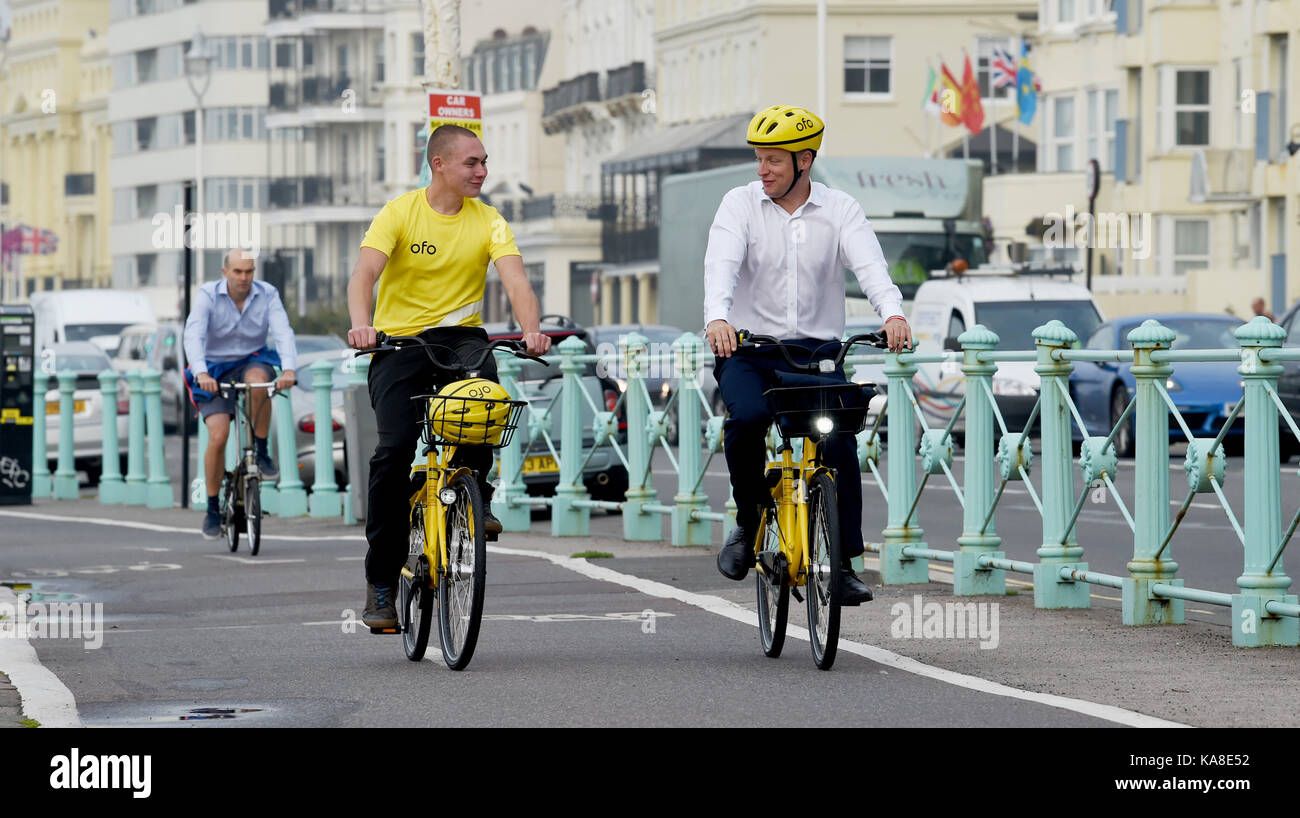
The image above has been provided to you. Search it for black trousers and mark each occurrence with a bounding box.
[365,327,498,587]
[715,338,865,559]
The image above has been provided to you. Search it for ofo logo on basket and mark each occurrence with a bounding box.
[890,594,999,649]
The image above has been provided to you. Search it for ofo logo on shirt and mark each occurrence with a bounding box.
[410,241,438,255]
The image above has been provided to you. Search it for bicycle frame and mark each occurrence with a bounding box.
[400,443,475,590]
[765,437,834,587]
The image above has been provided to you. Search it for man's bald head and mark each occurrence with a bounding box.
[224,248,255,271]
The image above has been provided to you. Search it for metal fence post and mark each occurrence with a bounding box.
[1232,317,1298,645]
[492,352,531,531]
[142,368,173,508]
[274,388,308,517]
[52,371,79,499]
[31,371,51,498]
[881,346,928,583]
[954,325,1005,595]
[97,369,125,504]
[1032,320,1089,608]
[671,333,712,546]
[124,369,147,505]
[551,336,590,536]
[1123,319,1182,624]
[308,358,342,517]
[621,331,660,540]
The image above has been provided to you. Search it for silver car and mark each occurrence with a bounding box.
[290,350,349,490]
[42,342,129,485]
[113,322,190,432]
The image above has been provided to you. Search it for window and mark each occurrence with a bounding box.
[523,43,536,89]
[412,32,424,79]
[241,40,253,69]
[1084,88,1119,169]
[1160,68,1211,148]
[136,48,158,83]
[136,117,157,151]
[1087,89,1098,161]
[303,40,314,68]
[977,37,1014,100]
[946,310,966,343]
[377,134,386,183]
[258,40,269,69]
[413,123,425,178]
[375,37,385,83]
[844,36,891,97]
[1171,219,1210,276]
[1058,0,1075,24]
[275,42,294,68]
[1052,95,1075,170]
[136,254,155,286]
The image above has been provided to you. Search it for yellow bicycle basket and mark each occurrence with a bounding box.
[426,378,517,446]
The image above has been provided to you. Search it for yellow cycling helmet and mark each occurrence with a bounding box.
[746,105,825,153]
[427,378,515,445]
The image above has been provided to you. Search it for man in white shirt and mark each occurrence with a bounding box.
[704,105,912,602]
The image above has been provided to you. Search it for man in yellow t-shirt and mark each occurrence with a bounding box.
[347,124,550,631]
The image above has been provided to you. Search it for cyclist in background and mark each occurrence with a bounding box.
[347,124,550,631]
[703,105,912,603]
[184,248,298,540]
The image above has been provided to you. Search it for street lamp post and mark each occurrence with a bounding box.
[183,30,214,510]
[185,29,214,289]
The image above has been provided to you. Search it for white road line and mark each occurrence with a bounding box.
[488,544,1189,728]
[0,510,365,542]
[0,586,83,728]
[203,555,306,565]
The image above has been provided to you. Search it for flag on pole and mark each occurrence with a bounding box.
[1016,40,1039,125]
[991,46,1018,90]
[35,229,58,255]
[923,64,939,109]
[938,61,963,127]
[960,52,985,135]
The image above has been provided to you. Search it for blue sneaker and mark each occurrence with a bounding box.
[201,511,221,540]
[256,452,279,481]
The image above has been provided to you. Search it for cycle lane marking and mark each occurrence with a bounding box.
[487,545,1190,729]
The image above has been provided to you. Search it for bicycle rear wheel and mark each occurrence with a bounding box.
[220,471,239,552]
[401,503,433,661]
[806,472,842,670]
[754,503,789,658]
[438,473,486,670]
[244,476,261,556]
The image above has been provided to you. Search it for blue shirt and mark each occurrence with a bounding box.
[183,279,298,375]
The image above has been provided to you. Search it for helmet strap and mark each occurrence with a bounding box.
[781,151,802,199]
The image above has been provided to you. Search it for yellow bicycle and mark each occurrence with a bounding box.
[355,333,537,670]
[738,330,889,670]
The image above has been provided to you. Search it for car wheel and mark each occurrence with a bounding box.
[1110,388,1134,458]
[665,403,680,445]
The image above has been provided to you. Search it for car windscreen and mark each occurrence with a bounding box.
[49,352,111,373]
[1142,318,1243,350]
[974,300,1102,350]
[64,323,133,343]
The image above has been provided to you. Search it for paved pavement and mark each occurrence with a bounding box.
[1,493,1298,729]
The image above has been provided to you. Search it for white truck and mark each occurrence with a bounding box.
[30,289,157,356]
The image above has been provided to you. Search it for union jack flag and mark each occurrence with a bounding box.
[991,46,1019,90]
[35,229,58,255]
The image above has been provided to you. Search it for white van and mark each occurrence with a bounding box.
[30,289,157,356]
[908,269,1104,442]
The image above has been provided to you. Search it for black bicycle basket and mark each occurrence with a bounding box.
[419,392,528,449]
[763,382,875,440]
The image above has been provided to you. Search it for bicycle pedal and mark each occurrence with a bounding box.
[486,530,499,542]
[790,587,804,603]
[369,626,400,635]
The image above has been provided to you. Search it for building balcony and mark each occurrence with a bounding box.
[541,72,601,133]
[265,0,384,36]
[267,74,383,126]
[268,176,334,209]
[268,0,374,18]
[601,225,658,265]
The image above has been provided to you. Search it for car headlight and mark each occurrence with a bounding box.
[614,378,627,393]
[991,377,1038,396]
[660,381,671,399]
[1165,377,1181,392]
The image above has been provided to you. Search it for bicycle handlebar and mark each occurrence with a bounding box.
[217,381,281,398]
[734,330,905,373]
[353,331,550,373]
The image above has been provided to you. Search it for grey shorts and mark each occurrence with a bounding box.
[197,361,277,420]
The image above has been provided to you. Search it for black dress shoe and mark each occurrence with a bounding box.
[716,526,756,581]
[838,569,874,605]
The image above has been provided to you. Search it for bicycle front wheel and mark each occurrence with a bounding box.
[220,472,239,553]
[438,473,486,671]
[806,472,842,671]
[244,476,261,556]
[755,503,789,658]
[401,504,433,661]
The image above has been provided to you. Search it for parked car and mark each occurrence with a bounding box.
[113,322,191,432]
[908,271,1104,444]
[31,289,155,356]
[290,350,349,490]
[1072,314,1246,457]
[590,323,692,443]
[486,317,628,502]
[42,342,128,485]
[1269,301,1300,462]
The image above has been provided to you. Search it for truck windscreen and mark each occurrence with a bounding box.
[63,323,133,343]
[845,233,988,300]
[974,301,1103,350]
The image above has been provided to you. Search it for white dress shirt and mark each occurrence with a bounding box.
[704,180,905,340]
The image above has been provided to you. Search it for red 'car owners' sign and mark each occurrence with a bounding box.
[427,91,483,138]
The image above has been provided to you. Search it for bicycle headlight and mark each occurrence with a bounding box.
[815,416,834,434]
[439,488,458,505]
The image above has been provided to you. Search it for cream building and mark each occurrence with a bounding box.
[0,0,112,299]
[984,0,1299,320]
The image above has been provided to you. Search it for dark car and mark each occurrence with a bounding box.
[1072,314,1246,457]
[1274,301,1300,461]
[485,316,628,501]
[589,323,692,443]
